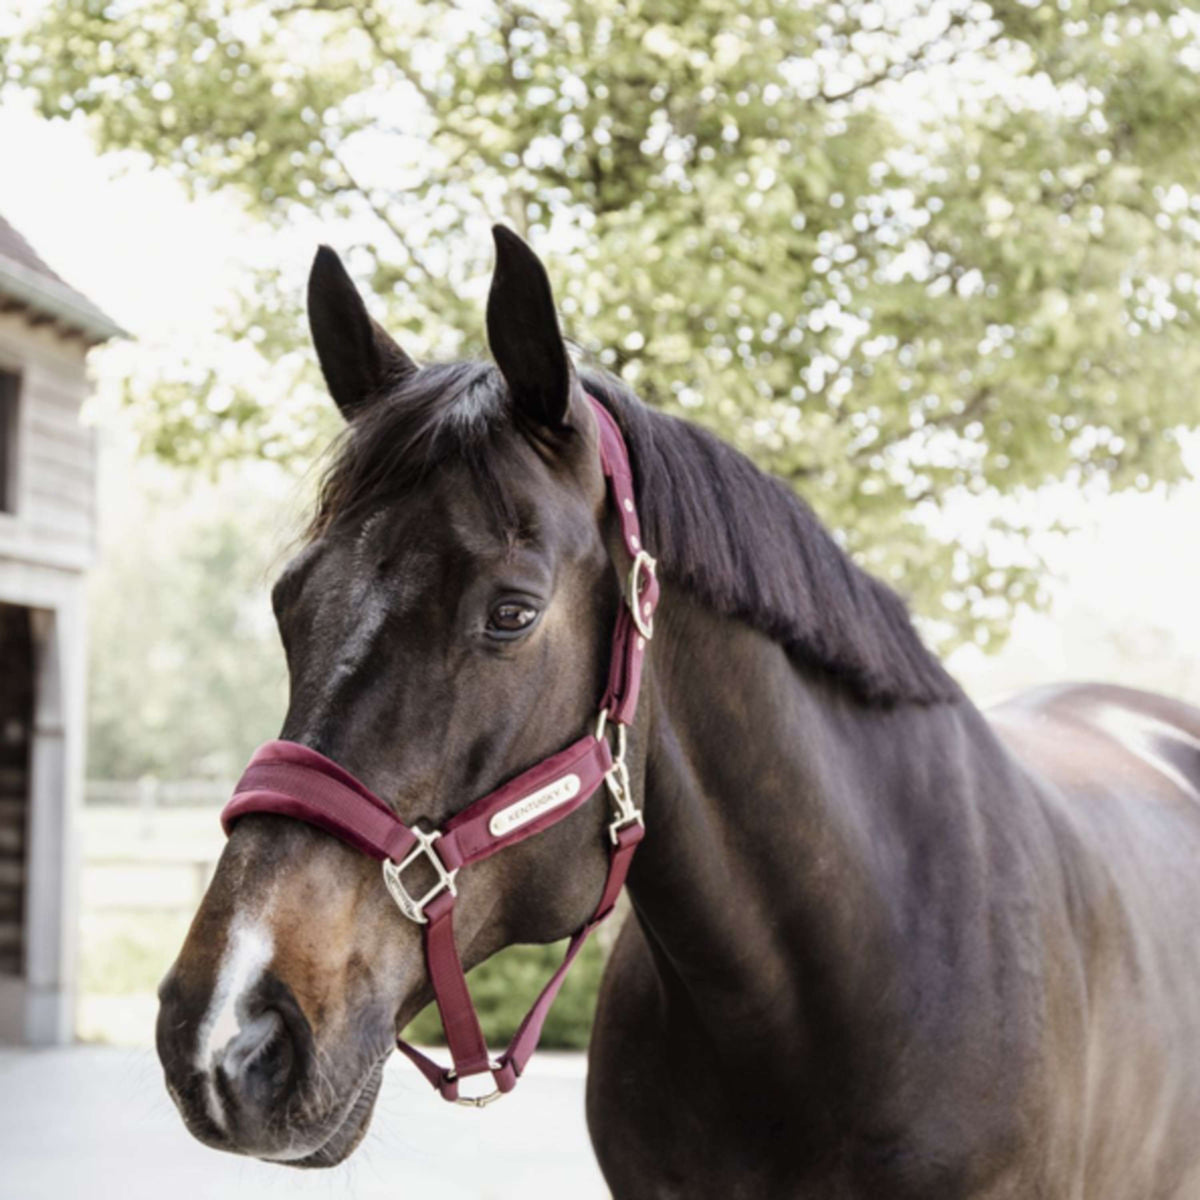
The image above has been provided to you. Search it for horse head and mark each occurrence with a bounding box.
[155,229,632,1165]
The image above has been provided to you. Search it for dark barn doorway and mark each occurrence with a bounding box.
[0,602,33,980]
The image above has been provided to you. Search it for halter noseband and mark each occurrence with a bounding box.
[220,395,658,1106]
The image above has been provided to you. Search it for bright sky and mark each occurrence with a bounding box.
[2,96,1198,704]
[0,97,251,344]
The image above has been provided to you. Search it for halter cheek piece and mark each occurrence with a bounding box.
[220,396,658,1107]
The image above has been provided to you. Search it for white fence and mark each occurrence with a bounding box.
[83,781,230,914]
[85,779,231,809]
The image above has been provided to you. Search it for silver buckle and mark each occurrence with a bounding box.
[605,756,642,844]
[627,549,657,640]
[382,828,458,924]
[595,711,643,844]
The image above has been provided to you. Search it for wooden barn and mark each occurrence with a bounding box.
[0,214,122,1044]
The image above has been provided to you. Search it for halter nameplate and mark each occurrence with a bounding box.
[221,393,658,1106]
[488,773,582,836]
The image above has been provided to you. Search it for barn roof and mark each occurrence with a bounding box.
[0,212,125,345]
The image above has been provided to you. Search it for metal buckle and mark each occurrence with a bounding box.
[595,710,643,844]
[381,828,458,925]
[448,1061,505,1108]
[605,756,642,844]
[627,549,657,640]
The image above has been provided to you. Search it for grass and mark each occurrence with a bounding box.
[79,910,193,996]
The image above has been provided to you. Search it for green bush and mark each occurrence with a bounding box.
[80,911,193,996]
[401,939,606,1051]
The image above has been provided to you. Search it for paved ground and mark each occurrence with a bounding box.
[0,1046,608,1199]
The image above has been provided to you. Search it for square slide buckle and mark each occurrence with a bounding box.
[382,828,458,924]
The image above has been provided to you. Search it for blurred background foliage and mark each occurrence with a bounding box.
[8,0,1200,651]
[7,0,1200,1049]
[86,461,293,781]
[403,939,606,1050]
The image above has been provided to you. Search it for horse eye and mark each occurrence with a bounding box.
[486,601,539,639]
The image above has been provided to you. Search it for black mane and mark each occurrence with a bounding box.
[311,361,959,706]
[582,371,959,707]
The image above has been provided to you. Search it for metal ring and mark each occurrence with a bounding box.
[595,709,627,765]
[454,1088,504,1109]
[447,1061,506,1108]
[627,549,657,640]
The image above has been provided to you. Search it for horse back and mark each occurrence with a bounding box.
[989,681,1200,801]
[989,682,1200,1198]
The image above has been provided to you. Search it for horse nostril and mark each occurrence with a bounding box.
[218,1008,296,1111]
[157,969,314,1152]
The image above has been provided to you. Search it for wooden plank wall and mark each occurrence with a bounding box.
[0,313,96,573]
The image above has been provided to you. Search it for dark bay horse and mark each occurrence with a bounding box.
[156,227,1200,1197]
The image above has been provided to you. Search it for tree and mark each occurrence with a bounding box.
[86,457,293,779]
[8,0,1200,647]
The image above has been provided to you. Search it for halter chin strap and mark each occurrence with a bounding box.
[221,395,658,1106]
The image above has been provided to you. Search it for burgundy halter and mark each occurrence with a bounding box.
[220,395,659,1106]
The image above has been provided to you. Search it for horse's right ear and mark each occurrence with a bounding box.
[307,245,416,419]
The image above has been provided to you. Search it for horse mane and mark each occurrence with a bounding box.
[310,359,960,707]
[579,370,960,707]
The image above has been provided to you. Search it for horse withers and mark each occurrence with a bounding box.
[156,228,1200,1197]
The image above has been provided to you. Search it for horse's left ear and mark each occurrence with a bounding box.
[308,245,417,419]
[486,225,572,428]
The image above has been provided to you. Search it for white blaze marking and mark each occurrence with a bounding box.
[1090,703,1200,798]
[194,918,274,1127]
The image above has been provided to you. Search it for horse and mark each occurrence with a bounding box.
[156,226,1200,1198]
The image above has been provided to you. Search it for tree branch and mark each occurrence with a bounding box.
[326,142,439,284]
[818,18,1002,105]
[850,385,994,464]
[271,0,441,111]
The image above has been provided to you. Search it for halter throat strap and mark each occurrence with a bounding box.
[220,394,658,1106]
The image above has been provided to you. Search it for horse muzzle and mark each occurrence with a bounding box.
[155,966,348,1162]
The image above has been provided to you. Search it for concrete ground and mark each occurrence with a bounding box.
[0,1046,608,1200]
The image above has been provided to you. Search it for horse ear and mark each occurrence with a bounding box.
[307,245,416,419]
[486,225,572,428]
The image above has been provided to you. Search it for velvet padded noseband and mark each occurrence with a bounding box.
[221,395,658,1106]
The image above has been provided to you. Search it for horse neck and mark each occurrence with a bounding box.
[626,585,1008,1087]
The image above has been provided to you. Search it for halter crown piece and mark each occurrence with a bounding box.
[220,395,658,1107]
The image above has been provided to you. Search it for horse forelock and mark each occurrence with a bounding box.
[308,361,512,540]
